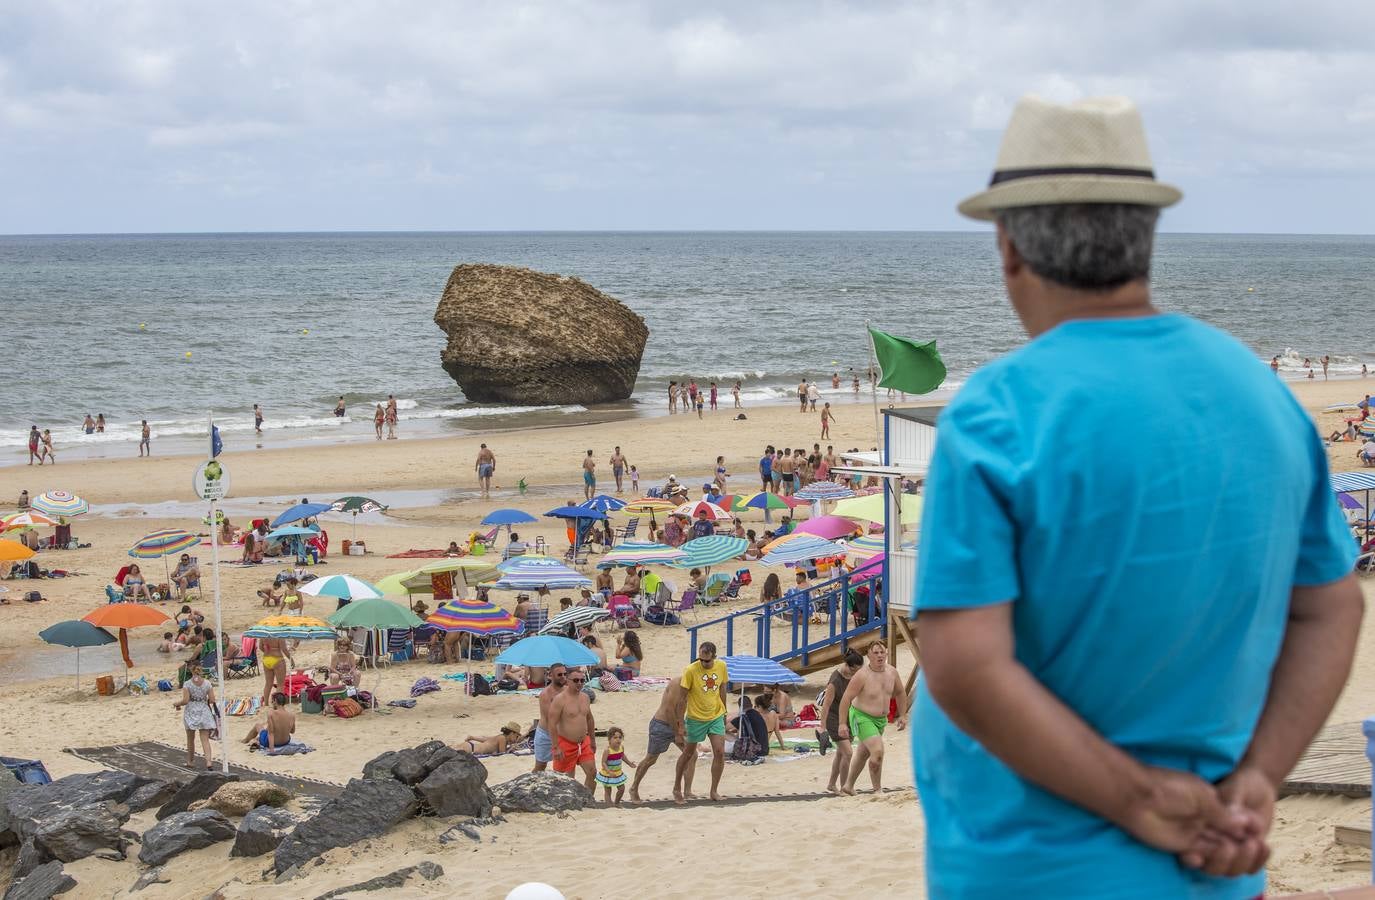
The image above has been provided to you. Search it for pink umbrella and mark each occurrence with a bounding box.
[795,515,863,541]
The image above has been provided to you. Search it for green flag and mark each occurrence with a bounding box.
[868,327,947,395]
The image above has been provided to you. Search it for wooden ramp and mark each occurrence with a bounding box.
[779,612,916,678]
[1282,721,1370,799]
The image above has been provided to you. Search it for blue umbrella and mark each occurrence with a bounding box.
[760,535,845,566]
[578,495,627,515]
[272,502,333,528]
[491,556,592,591]
[266,525,318,540]
[482,508,538,526]
[495,635,599,667]
[39,620,116,688]
[545,505,608,520]
[723,654,806,685]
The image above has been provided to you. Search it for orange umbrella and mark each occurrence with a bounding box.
[0,539,35,562]
[83,604,172,669]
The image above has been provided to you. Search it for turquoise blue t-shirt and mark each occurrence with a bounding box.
[912,313,1355,899]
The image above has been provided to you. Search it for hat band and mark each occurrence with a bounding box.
[988,165,1155,186]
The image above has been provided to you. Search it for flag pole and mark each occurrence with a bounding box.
[865,323,884,452]
[208,412,230,775]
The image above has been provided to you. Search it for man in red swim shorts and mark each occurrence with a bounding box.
[550,668,597,789]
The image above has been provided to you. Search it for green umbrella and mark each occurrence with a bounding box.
[327,597,425,630]
[328,496,389,540]
[39,620,116,688]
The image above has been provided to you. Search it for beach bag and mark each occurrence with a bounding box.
[731,731,762,763]
[468,675,493,697]
[644,606,680,626]
[598,672,622,692]
[157,679,175,692]
[329,698,363,718]
[355,690,375,709]
[496,676,521,692]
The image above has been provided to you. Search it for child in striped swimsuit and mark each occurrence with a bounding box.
[596,726,637,806]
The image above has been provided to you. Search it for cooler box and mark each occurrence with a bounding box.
[95,675,115,696]
[348,542,366,556]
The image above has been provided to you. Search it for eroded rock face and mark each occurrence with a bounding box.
[272,778,418,875]
[434,264,648,405]
[230,807,297,858]
[137,810,235,866]
[489,772,591,814]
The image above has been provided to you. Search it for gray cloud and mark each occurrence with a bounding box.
[1,0,1371,233]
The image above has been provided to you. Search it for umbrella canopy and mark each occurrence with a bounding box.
[327,597,425,629]
[0,539,36,562]
[30,490,88,518]
[83,603,171,629]
[1,511,58,531]
[40,620,116,648]
[833,492,923,525]
[538,606,610,635]
[795,515,863,541]
[272,502,333,528]
[1332,472,1375,493]
[618,498,677,514]
[739,491,792,511]
[722,654,806,685]
[329,496,387,514]
[672,535,748,569]
[545,505,608,520]
[760,535,846,566]
[376,558,502,596]
[128,529,200,559]
[266,525,318,540]
[481,508,537,526]
[578,495,628,515]
[675,500,732,521]
[426,597,525,634]
[760,531,808,554]
[596,541,686,569]
[1359,419,1375,437]
[793,481,857,502]
[842,535,888,558]
[299,574,383,601]
[490,556,592,591]
[243,615,337,641]
[494,635,599,667]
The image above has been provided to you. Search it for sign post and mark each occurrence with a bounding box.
[194,416,231,775]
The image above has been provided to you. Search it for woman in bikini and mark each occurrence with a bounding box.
[373,404,385,440]
[330,637,359,686]
[123,564,155,603]
[259,636,295,707]
[460,722,526,755]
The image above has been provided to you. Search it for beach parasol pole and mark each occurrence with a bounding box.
[206,413,231,775]
[865,321,884,452]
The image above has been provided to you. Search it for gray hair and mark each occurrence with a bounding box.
[997,204,1159,291]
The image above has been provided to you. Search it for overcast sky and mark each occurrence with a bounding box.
[2,1,1372,234]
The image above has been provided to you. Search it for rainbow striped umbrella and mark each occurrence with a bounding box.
[30,490,88,518]
[739,491,791,512]
[1359,418,1375,437]
[243,615,337,641]
[129,529,200,559]
[596,541,686,569]
[426,597,524,635]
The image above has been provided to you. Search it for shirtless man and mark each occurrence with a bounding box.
[475,443,496,499]
[461,721,525,755]
[532,663,569,772]
[628,680,687,802]
[244,692,296,751]
[819,649,864,793]
[609,446,628,494]
[258,637,295,707]
[798,379,809,413]
[550,668,597,789]
[582,450,597,500]
[838,640,909,794]
[775,450,797,497]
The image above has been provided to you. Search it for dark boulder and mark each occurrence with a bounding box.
[361,741,458,786]
[137,810,236,866]
[32,802,129,862]
[155,772,239,820]
[5,771,159,844]
[416,755,493,818]
[230,806,297,858]
[273,778,418,875]
[2,860,76,900]
[489,772,592,814]
[312,861,444,899]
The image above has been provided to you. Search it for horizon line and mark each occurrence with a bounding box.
[3,227,1374,238]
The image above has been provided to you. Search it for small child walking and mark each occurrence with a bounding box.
[629,466,639,494]
[596,726,637,806]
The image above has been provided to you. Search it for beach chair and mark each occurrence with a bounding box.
[674,589,698,623]
[703,573,731,604]
[522,607,550,637]
[533,536,547,555]
[227,649,260,679]
[608,594,637,627]
[386,628,415,662]
[615,517,640,543]
[476,527,499,550]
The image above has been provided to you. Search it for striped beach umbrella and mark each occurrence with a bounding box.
[426,597,525,635]
[596,541,686,569]
[579,495,628,515]
[619,498,677,514]
[242,615,337,641]
[842,535,888,558]
[760,531,808,554]
[723,654,805,685]
[760,535,845,566]
[538,606,610,635]
[129,529,200,559]
[793,481,856,502]
[672,535,748,569]
[1359,419,1375,437]
[674,500,732,521]
[490,556,592,591]
[299,574,382,601]
[1,511,58,531]
[1332,472,1375,493]
[30,490,88,518]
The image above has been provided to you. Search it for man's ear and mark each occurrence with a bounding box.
[995,222,1023,282]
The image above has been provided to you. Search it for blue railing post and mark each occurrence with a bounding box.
[689,627,698,661]
[1364,717,1375,882]
[726,617,734,657]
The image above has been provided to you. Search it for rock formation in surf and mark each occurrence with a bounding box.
[434,264,649,405]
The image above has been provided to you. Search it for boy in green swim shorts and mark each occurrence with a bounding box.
[675,641,730,804]
[838,640,908,795]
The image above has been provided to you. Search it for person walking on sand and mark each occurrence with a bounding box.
[39,429,54,464]
[628,679,686,802]
[174,667,219,770]
[533,663,569,773]
[732,380,742,409]
[818,649,863,794]
[610,446,628,494]
[550,668,597,790]
[373,403,384,439]
[838,641,907,795]
[674,641,729,803]
[912,96,1362,897]
[797,379,808,413]
[253,404,263,435]
[138,419,151,457]
[820,402,837,439]
[385,395,398,439]
[475,443,496,498]
[582,449,597,500]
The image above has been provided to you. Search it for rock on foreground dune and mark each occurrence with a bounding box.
[435,264,649,405]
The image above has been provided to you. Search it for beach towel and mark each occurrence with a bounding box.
[386,549,450,559]
[387,699,417,709]
[224,697,261,717]
[265,741,314,755]
[410,677,442,697]
[439,672,470,682]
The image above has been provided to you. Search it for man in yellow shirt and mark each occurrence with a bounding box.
[674,641,730,804]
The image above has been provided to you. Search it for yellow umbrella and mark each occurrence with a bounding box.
[376,558,500,596]
[832,492,923,526]
[0,539,36,562]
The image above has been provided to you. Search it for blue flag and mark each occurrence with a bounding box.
[211,425,223,459]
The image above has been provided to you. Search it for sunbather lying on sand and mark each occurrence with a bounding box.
[460,721,527,755]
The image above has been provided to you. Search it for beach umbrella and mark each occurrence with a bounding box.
[1,512,58,532]
[481,508,538,526]
[545,505,608,520]
[618,498,676,514]
[490,556,592,592]
[30,490,88,519]
[722,654,805,735]
[299,574,383,602]
[1359,419,1375,438]
[242,615,337,641]
[328,496,388,540]
[327,597,424,629]
[596,541,686,569]
[579,495,628,515]
[795,515,863,541]
[737,492,791,523]
[129,528,202,585]
[271,502,332,529]
[39,620,116,688]
[376,558,502,597]
[538,606,610,636]
[83,603,172,671]
[674,500,731,521]
[494,635,598,668]
[672,535,748,569]
[760,535,845,566]
[266,525,318,540]
[794,481,857,502]
[427,596,525,635]
[760,531,808,554]
[0,539,36,562]
[833,492,923,526]
[1332,472,1375,493]
[842,535,888,558]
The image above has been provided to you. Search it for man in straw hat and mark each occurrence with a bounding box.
[911,96,1361,897]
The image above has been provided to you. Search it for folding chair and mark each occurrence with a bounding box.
[616,517,640,542]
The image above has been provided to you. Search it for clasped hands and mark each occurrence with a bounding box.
[1123,764,1275,878]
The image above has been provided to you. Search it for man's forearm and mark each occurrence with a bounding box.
[1239,576,1364,786]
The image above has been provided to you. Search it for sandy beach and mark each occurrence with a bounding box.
[0,380,1372,898]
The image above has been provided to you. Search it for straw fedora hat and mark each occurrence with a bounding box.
[958,95,1181,221]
